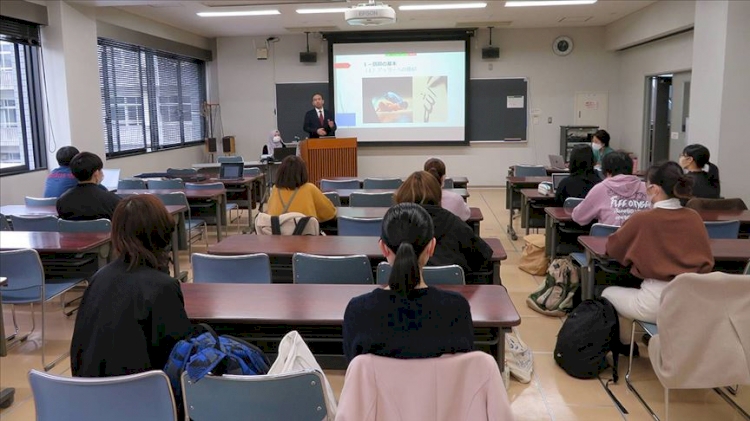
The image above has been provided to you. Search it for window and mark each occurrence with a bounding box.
[0,17,46,175]
[97,39,206,157]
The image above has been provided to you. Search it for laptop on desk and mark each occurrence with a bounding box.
[548,155,568,170]
[218,162,245,180]
[273,146,296,162]
[101,168,120,191]
[551,173,569,193]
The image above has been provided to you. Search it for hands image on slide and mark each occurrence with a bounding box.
[415,76,448,124]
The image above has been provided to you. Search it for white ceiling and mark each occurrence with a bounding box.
[70,0,656,38]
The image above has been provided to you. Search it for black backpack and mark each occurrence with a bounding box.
[554,298,620,382]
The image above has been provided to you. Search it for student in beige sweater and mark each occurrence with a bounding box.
[267,155,337,222]
[603,161,714,344]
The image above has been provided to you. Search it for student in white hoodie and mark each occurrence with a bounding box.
[572,151,650,226]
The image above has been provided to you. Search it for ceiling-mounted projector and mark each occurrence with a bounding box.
[345,0,396,26]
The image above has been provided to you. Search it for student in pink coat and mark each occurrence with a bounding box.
[572,151,650,226]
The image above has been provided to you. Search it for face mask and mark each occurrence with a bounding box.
[591,142,602,151]
[273,136,281,143]
[678,155,690,170]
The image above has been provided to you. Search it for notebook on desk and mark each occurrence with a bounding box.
[548,155,567,170]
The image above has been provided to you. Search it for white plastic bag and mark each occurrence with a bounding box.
[269,330,338,419]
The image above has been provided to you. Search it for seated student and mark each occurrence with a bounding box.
[554,144,601,206]
[423,157,471,221]
[267,155,336,222]
[71,195,192,377]
[394,171,492,276]
[43,146,80,198]
[571,151,649,226]
[266,129,284,155]
[591,129,614,166]
[678,144,721,203]
[602,161,713,346]
[56,152,122,221]
[342,202,474,362]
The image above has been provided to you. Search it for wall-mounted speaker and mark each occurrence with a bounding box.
[222,136,236,154]
[205,137,217,153]
[482,47,500,60]
[300,51,317,63]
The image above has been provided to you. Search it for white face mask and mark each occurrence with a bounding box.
[591,142,602,151]
[273,136,281,143]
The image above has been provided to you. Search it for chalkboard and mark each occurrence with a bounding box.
[468,78,528,141]
[275,78,528,143]
[275,83,329,141]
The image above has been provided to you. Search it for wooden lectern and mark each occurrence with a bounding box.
[299,137,357,186]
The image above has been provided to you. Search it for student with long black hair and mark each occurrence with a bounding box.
[554,144,601,206]
[679,144,721,202]
[342,203,475,362]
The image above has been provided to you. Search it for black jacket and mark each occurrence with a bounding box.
[554,172,602,206]
[71,259,192,377]
[56,183,122,221]
[422,204,493,275]
[682,171,721,205]
[303,108,336,138]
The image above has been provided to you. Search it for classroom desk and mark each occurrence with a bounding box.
[0,204,187,277]
[208,235,507,285]
[328,188,470,205]
[327,176,469,189]
[0,231,112,275]
[545,207,750,260]
[519,188,556,235]
[181,283,521,370]
[577,236,750,300]
[118,188,227,241]
[336,206,484,235]
[207,175,265,231]
[505,176,551,240]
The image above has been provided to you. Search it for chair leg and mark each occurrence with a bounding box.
[664,388,669,421]
[6,304,31,343]
[626,321,661,421]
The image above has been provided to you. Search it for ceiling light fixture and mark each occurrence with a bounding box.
[399,2,487,11]
[297,8,350,14]
[197,10,280,17]
[505,0,597,7]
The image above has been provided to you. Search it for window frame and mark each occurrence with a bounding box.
[97,38,207,159]
[0,35,47,176]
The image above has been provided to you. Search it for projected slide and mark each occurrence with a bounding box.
[333,40,466,143]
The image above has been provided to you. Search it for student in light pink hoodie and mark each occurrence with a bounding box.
[572,151,650,226]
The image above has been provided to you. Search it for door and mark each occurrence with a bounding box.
[643,76,672,166]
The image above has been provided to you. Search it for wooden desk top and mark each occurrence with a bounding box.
[208,234,507,261]
[506,176,551,185]
[0,204,187,216]
[330,188,469,199]
[336,206,483,223]
[117,189,226,199]
[181,283,521,328]
[520,188,555,200]
[0,231,111,253]
[207,175,264,185]
[578,236,750,261]
[546,207,750,224]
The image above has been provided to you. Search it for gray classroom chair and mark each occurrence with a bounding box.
[443,178,454,189]
[148,179,185,189]
[323,191,341,207]
[191,253,272,284]
[704,220,740,239]
[244,167,261,177]
[29,369,177,421]
[186,181,239,234]
[377,262,466,285]
[117,179,147,190]
[9,215,59,232]
[1,249,86,371]
[337,216,383,236]
[181,370,327,421]
[349,192,393,207]
[0,213,10,231]
[292,253,374,284]
[218,155,244,163]
[57,218,111,233]
[25,196,57,206]
[363,177,402,189]
[320,179,360,191]
[513,165,547,177]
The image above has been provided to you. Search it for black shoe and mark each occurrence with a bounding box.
[616,341,639,357]
[642,333,651,347]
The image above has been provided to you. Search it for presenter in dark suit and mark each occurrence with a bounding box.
[303,93,336,138]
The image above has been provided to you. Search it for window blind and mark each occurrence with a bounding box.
[97,38,205,157]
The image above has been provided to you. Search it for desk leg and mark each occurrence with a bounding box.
[493,262,502,285]
[523,198,530,236]
[172,222,182,280]
[245,184,254,233]
[506,181,518,241]
[546,214,558,260]
[495,327,506,373]
[472,221,480,236]
[584,249,596,300]
[215,195,225,242]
